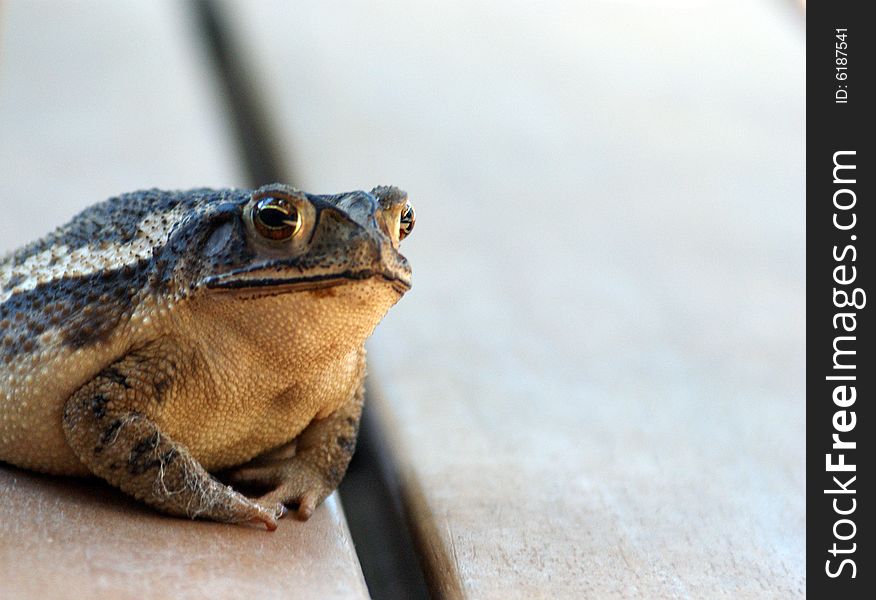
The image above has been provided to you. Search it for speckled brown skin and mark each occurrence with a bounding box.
[0,184,412,529]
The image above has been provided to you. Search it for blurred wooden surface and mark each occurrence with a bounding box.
[0,2,368,598]
[222,0,805,597]
[0,0,244,247]
[0,467,366,600]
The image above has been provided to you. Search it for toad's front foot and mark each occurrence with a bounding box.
[62,355,290,531]
[247,502,288,531]
[227,458,336,520]
[228,380,364,520]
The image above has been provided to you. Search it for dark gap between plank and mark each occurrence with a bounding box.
[189,3,430,598]
[341,403,431,600]
[190,0,288,187]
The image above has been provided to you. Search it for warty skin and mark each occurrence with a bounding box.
[0,183,413,529]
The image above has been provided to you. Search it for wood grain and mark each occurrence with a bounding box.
[222,0,805,597]
[0,2,368,598]
[0,466,366,600]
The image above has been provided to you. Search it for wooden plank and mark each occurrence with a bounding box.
[223,0,805,597]
[0,0,242,248]
[1,466,364,600]
[0,2,369,598]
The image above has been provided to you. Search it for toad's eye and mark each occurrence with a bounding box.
[399,202,415,240]
[252,197,302,241]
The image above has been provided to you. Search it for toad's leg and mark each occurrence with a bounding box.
[226,381,364,520]
[62,359,286,530]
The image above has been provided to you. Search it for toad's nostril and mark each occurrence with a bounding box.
[336,192,378,228]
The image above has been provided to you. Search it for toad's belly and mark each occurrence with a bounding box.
[1,324,364,476]
[157,385,321,472]
[155,361,364,472]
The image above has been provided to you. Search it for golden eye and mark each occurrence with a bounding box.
[399,202,415,240]
[252,197,302,241]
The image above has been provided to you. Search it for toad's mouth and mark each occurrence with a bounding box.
[204,269,411,295]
